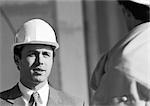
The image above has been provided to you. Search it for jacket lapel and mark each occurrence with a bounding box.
[2,83,76,106]
[6,83,22,104]
[12,97,26,106]
[4,83,61,105]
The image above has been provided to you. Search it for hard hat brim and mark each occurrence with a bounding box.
[12,41,59,52]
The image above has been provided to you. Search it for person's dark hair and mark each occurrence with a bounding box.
[14,45,24,59]
[118,0,150,22]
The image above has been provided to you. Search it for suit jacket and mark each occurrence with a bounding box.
[0,98,12,106]
[0,83,84,106]
[91,22,150,106]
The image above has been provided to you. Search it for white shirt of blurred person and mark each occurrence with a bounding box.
[0,19,84,106]
[91,0,150,106]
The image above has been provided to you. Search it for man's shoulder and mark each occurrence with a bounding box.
[0,84,21,101]
[58,90,83,104]
[0,87,17,106]
[0,98,12,106]
[0,88,12,100]
[49,87,84,106]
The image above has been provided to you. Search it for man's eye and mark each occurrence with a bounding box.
[27,53,35,57]
[43,52,51,57]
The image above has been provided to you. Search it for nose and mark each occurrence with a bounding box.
[35,53,44,66]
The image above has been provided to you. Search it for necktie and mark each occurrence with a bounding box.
[29,92,43,106]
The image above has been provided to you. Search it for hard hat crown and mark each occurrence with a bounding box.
[13,18,59,50]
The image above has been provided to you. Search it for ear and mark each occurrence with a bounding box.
[14,55,21,70]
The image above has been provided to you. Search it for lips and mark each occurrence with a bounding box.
[33,68,45,71]
[32,68,45,75]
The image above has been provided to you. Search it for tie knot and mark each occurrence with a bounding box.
[29,92,43,106]
[33,92,39,100]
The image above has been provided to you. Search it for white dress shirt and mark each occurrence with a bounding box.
[19,82,49,106]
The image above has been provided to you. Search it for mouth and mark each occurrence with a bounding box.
[32,68,45,75]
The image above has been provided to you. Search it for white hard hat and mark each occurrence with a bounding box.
[13,19,59,51]
[130,0,150,7]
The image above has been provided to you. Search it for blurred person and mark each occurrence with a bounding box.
[0,18,84,106]
[91,0,150,106]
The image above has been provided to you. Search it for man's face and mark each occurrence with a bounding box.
[18,44,53,85]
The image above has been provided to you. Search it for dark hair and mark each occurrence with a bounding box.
[118,0,150,22]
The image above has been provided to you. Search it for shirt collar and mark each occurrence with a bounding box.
[19,81,49,104]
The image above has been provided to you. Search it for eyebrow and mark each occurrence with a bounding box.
[27,50,36,53]
[27,50,52,53]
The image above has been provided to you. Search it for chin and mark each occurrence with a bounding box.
[33,76,46,83]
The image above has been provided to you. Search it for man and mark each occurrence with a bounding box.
[91,0,150,106]
[0,18,84,106]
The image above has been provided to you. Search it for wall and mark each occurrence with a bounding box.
[56,0,89,105]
